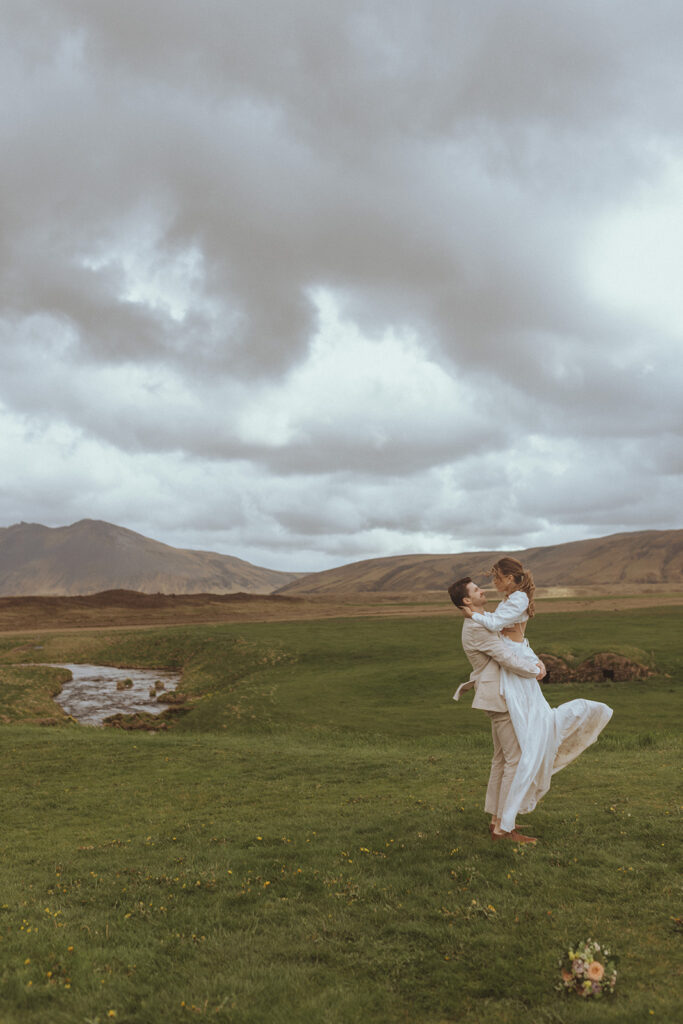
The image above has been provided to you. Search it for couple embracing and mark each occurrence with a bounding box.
[449,558,612,844]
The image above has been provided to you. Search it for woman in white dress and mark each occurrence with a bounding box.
[464,557,613,837]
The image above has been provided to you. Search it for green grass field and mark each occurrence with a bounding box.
[0,607,680,1023]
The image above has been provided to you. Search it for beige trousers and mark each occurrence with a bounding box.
[485,710,521,823]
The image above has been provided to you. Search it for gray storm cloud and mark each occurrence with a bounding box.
[1,0,681,569]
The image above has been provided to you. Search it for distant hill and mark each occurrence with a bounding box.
[2,521,680,599]
[0,520,301,596]
[276,530,683,594]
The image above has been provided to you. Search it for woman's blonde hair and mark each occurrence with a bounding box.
[491,556,535,617]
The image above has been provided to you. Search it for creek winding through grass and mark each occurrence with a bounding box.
[48,663,180,724]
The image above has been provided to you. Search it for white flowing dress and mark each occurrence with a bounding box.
[472,591,613,833]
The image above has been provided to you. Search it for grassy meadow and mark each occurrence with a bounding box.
[0,606,680,1023]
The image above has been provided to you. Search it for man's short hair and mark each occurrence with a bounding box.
[448,576,472,609]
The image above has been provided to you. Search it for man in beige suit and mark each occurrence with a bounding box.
[448,576,545,844]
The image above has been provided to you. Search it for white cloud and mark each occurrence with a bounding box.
[0,1,681,572]
[584,153,683,340]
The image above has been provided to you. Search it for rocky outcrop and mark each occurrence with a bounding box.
[537,654,575,683]
[573,652,653,682]
[104,703,191,730]
[103,711,168,730]
[539,652,653,684]
[155,691,188,705]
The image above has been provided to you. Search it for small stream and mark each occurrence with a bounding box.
[48,664,181,726]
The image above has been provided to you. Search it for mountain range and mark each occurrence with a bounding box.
[277,529,683,593]
[0,520,680,597]
[0,520,300,596]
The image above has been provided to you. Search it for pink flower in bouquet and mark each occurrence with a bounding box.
[587,961,604,981]
[572,959,585,976]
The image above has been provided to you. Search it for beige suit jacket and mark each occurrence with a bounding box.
[461,619,540,713]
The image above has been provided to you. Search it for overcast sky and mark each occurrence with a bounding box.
[2,1,682,571]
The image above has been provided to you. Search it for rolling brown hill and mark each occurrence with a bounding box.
[2,521,680,600]
[277,529,683,594]
[0,520,301,596]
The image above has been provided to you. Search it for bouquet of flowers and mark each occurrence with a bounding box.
[557,938,617,998]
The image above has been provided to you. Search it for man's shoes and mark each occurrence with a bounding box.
[491,829,538,844]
